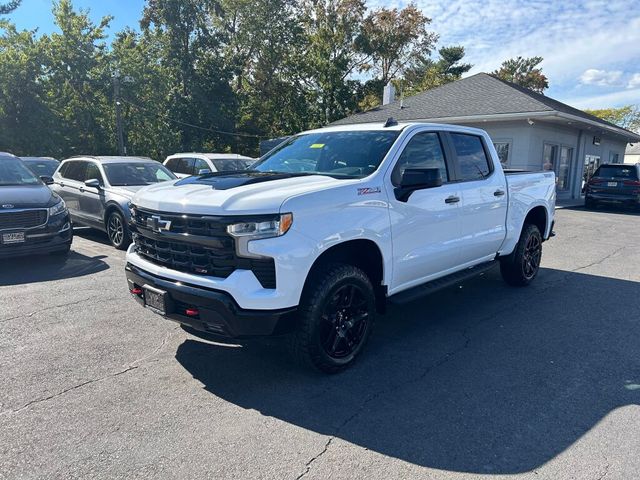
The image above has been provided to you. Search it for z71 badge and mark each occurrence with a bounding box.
[357,187,381,195]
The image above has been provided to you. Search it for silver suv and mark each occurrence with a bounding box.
[52,156,176,249]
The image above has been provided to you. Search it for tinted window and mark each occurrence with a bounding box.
[22,159,59,177]
[165,158,178,170]
[85,162,104,183]
[392,132,448,186]
[193,158,210,173]
[211,158,253,171]
[103,162,176,186]
[63,161,87,181]
[594,165,638,179]
[451,134,491,181]
[253,131,400,179]
[176,158,194,175]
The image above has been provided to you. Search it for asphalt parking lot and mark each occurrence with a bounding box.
[1,206,639,479]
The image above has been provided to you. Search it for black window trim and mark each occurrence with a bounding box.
[390,129,455,187]
[442,131,496,184]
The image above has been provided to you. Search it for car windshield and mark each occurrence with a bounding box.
[595,165,638,179]
[211,158,254,171]
[252,130,401,179]
[22,159,59,177]
[0,157,42,186]
[103,162,177,186]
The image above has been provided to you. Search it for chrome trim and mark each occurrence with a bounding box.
[0,208,49,232]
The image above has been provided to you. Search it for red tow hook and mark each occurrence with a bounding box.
[185,308,199,317]
[130,287,143,295]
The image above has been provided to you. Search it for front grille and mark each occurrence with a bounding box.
[0,209,47,230]
[131,207,276,289]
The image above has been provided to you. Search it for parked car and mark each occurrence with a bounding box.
[163,153,254,178]
[125,122,556,373]
[20,157,60,177]
[52,156,176,249]
[584,163,640,210]
[0,153,72,257]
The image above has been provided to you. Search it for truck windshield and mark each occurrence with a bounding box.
[0,157,42,186]
[253,131,400,178]
[103,163,177,186]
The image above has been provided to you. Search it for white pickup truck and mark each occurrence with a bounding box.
[125,122,556,373]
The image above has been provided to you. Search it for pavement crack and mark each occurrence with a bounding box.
[571,246,625,272]
[294,437,334,480]
[0,328,177,417]
[0,296,96,324]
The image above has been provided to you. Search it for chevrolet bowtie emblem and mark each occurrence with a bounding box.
[146,215,172,233]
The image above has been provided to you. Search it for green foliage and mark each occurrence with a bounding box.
[492,56,549,93]
[584,105,640,133]
[0,0,20,15]
[403,45,472,96]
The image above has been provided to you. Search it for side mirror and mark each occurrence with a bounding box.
[197,168,212,175]
[394,168,443,202]
[84,178,101,189]
[40,175,54,185]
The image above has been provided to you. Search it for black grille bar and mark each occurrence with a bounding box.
[0,209,48,230]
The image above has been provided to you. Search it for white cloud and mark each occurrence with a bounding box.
[563,88,640,110]
[579,69,624,87]
[629,74,640,89]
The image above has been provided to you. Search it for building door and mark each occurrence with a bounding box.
[557,147,573,192]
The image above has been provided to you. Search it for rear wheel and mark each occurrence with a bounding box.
[107,210,130,250]
[585,196,597,210]
[290,263,376,374]
[500,223,543,287]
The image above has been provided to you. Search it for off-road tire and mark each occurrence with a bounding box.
[289,263,376,374]
[500,223,543,287]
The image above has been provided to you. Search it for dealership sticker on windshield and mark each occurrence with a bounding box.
[310,143,325,149]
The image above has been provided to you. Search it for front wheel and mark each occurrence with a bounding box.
[500,223,543,287]
[290,263,376,374]
[107,210,130,250]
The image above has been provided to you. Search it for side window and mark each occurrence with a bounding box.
[85,162,104,184]
[174,157,194,175]
[58,162,70,178]
[65,161,87,182]
[193,158,210,173]
[165,158,178,171]
[392,132,448,186]
[450,133,492,181]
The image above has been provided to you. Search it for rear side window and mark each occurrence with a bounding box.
[594,165,638,179]
[392,132,448,186]
[450,133,492,181]
[165,157,194,175]
[62,161,87,181]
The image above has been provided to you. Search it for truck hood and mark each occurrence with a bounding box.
[0,184,60,208]
[131,172,347,215]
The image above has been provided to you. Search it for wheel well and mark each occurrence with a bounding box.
[303,239,387,313]
[524,206,547,237]
[104,204,123,228]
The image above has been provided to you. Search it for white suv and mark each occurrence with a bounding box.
[163,153,254,178]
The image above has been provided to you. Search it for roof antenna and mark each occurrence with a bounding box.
[384,117,398,127]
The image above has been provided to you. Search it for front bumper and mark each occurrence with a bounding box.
[125,262,297,338]
[0,213,72,258]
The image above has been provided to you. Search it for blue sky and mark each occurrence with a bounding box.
[6,0,640,110]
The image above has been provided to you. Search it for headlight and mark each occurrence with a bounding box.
[227,213,293,239]
[48,199,67,217]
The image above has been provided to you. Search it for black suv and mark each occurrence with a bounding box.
[585,163,640,210]
[0,153,72,257]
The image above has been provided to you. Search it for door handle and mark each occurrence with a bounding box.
[494,190,506,197]
[59,182,65,187]
[445,196,460,204]
[79,187,85,193]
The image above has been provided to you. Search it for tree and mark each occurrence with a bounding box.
[584,105,640,133]
[492,56,548,93]
[0,0,20,15]
[360,4,438,85]
[403,45,472,95]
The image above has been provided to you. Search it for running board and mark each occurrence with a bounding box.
[388,261,498,305]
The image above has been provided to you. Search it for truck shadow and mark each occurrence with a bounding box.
[175,268,640,474]
[0,250,109,286]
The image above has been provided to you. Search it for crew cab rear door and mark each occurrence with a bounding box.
[386,130,463,292]
[444,132,508,265]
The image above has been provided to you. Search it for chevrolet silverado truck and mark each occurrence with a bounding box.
[125,122,556,373]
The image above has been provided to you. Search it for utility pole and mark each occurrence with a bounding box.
[113,69,125,156]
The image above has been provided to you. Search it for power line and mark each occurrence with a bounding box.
[119,98,263,140]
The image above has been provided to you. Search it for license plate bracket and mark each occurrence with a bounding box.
[607,181,617,187]
[143,285,168,315]
[1,232,25,244]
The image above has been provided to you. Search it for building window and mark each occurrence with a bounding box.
[583,155,601,190]
[609,152,619,163]
[493,142,510,166]
[557,147,573,191]
[543,143,558,171]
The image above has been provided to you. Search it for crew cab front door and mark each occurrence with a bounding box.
[387,131,462,293]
